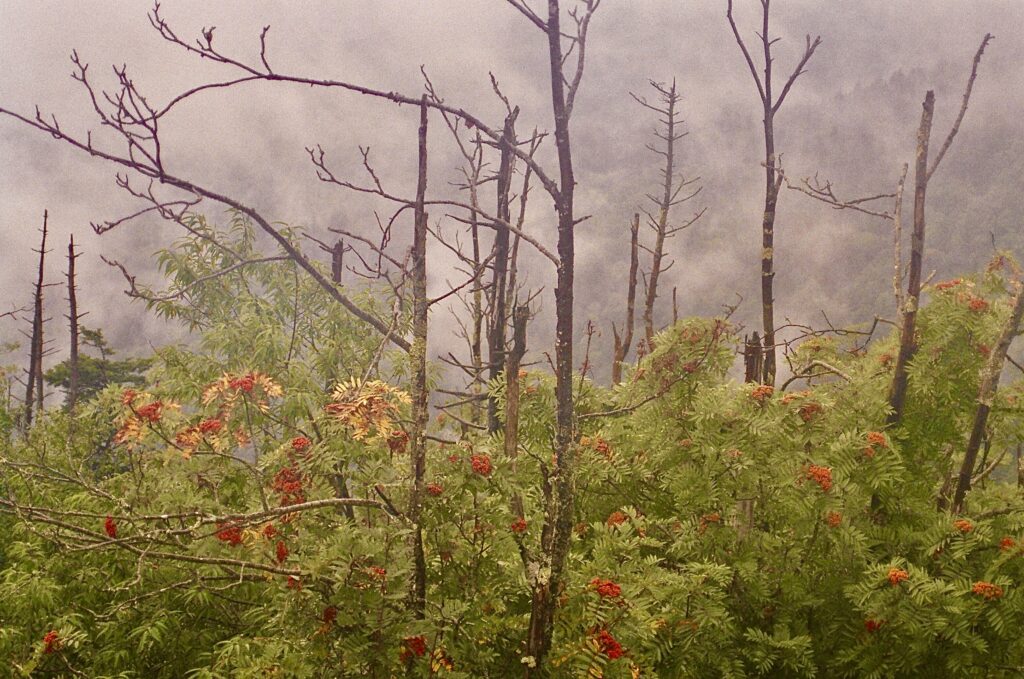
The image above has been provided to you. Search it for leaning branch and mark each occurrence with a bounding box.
[927,34,993,182]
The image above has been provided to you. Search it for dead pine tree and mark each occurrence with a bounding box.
[508,1,601,669]
[743,331,764,383]
[22,210,51,429]
[612,79,704,384]
[633,79,704,352]
[65,234,84,412]
[949,275,1024,513]
[887,34,993,429]
[330,238,345,284]
[768,33,993,512]
[726,0,821,386]
[486,107,520,432]
[611,213,639,384]
[504,304,530,536]
[407,96,430,619]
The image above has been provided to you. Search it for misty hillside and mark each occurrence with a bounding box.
[2,4,1024,676]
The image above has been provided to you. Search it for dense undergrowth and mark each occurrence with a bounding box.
[3,220,1024,678]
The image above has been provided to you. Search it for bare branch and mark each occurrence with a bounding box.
[927,33,993,181]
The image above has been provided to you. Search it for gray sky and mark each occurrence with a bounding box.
[1,1,1022,379]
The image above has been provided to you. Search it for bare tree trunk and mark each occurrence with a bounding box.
[887,91,935,427]
[951,282,1024,513]
[611,213,639,385]
[471,201,485,424]
[505,304,529,460]
[887,34,991,428]
[726,0,821,386]
[487,109,519,432]
[24,210,49,429]
[66,235,81,411]
[326,236,357,518]
[743,331,763,384]
[643,81,679,348]
[738,328,761,535]
[1017,444,1024,488]
[331,239,344,284]
[407,97,430,618]
[759,116,782,386]
[525,0,578,669]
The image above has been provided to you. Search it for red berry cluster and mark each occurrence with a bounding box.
[42,629,60,654]
[825,511,842,528]
[606,511,627,527]
[699,512,721,534]
[863,431,888,458]
[579,435,613,458]
[510,517,528,534]
[864,618,884,633]
[1000,536,1017,552]
[470,454,492,476]
[590,577,622,599]
[216,522,243,546]
[798,401,823,422]
[400,635,428,662]
[953,519,974,533]
[750,385,774,403]
[805,465,833,492]
[967,296,989,312]
[135,401,164,423]
[272,466,306,508]
[198,418,223,434]
[427,483,444,496]
[972,581,1004,600]
[229,373,256,393]
[387,429,410,454]
[595,629,624,659]
[887,567,909,586]
[934,278,964,291]
[104,516,118,538]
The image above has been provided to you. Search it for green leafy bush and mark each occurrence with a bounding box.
[3,221,1024,677]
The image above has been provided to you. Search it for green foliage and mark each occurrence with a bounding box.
[3,219,1024,676]
[45,353,151,404]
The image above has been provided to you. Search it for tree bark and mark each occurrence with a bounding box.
[66,235,81,411]
[759,112,781,386]
[24,210,49,429]
[887,91,935,426]
[330,239,344,284]
[525,0,578,670]
[743,331,763,384]
[951,282,1024,513]
[611,214,639,385]
[505,304,529,460]
[487,109,519,432]
[643,82,679,348]
[726,0,820,386]
[407,96,430,617]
